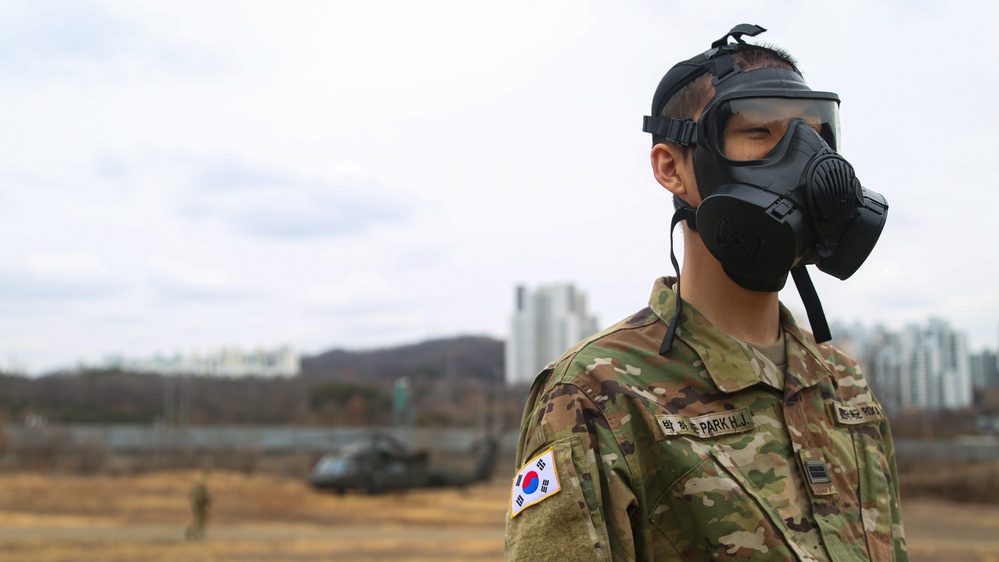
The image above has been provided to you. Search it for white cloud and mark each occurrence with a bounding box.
[0,0,235,83]
[0,0,997,372]
[236,0,596,136]
[0,253,121,301]
[185,157,414,239]
[305,272,394,309]
[145,255,253,300]
[26,252,103,275]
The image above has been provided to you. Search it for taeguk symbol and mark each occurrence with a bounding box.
[522,470,539,494]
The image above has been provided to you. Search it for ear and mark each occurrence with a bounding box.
[651,143,698,205]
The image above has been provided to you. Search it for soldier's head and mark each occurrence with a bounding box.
[645,25,887,349]
[649,41,802,209]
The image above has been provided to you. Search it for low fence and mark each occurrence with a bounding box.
[895,437,999,463]
[3,424,997,475]
[0,424,521,476]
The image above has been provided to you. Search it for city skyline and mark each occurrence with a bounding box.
[832,318,977,414]
[99,344,300,378]
[7,304,993,378]
[2,2,997,374]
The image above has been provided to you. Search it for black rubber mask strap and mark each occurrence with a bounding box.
[659,205,696,356]
[790,265,832,343]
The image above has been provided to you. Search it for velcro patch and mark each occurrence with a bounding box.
[832,402,886,426]
[510,447,561,518]
[798,448,836,496]
[656,408,755,439]
[804,460,831,484]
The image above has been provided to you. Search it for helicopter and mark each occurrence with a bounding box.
[308,432,499,494]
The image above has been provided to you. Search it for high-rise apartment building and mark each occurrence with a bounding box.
[832,318,973,413]
[971,349,999,389]
[505,284,599,386]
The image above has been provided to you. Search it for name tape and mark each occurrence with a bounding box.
[656,408,755,439]
[832,402,885,426]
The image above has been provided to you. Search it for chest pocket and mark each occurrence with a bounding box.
[649,440,804,562]
[777,398,896,562]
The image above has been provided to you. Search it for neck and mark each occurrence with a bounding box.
[678,227,780,346]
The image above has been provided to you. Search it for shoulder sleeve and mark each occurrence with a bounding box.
[505,374,638,562]
[820,342,909,560]
[879,416,909,561]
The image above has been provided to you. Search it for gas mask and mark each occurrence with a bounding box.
[643,24,888,352]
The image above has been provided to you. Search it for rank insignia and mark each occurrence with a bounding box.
[804,460,831,484]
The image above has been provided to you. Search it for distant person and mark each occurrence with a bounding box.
[186,470,211,540]
[505,24,907,560]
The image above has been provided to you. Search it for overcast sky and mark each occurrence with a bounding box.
[2,1,997,374]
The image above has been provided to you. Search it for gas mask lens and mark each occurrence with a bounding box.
[718,97,840,161]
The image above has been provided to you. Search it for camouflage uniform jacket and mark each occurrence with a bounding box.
[505,277,907,561]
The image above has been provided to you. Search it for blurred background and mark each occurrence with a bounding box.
[0,1,997,560]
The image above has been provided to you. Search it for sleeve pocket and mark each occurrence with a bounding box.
[852,428,894,562]
[505,437,612,562]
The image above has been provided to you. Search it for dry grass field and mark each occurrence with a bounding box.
[0,470,996,561]
[0,470,506,561]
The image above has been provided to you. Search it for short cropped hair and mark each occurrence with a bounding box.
[653,44,801,147]
[655,44,800,210]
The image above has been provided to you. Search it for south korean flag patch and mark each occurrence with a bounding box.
[510,447,561,518]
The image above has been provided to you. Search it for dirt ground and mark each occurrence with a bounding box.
[0,471,995,561]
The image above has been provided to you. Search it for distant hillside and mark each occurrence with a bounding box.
[301,335,505,387]
[0,336,514,428]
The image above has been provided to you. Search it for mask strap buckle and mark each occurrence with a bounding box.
[711,24,767,48]
[642,117,697,147]
[705,24,767,83]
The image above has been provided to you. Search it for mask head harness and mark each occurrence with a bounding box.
[644,24,888,354]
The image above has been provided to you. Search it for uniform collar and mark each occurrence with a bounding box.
[648,277,834,393]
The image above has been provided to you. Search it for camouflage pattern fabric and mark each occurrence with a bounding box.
[505,277,907,561]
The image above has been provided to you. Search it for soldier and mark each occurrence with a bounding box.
[505,24,906,561]
[186,470,211,541]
